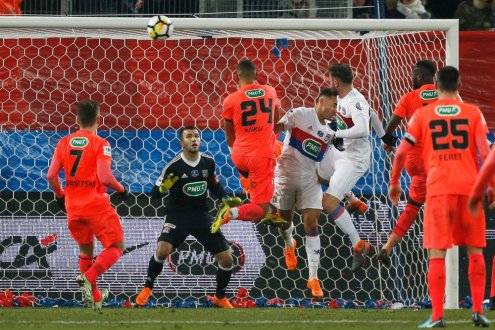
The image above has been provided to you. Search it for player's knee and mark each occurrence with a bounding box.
[216,251,233,269]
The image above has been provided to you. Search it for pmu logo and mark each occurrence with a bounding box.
[0,234,58,279]
[167,240,245,275]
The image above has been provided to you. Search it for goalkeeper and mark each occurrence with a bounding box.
[135,126,241,309]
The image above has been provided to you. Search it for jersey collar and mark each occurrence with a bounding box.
[181,152,201,167]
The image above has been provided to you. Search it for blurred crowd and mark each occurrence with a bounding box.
[1,0,495,31]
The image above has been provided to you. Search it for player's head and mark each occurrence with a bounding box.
[412,60,436,89]
[436,66,460,93]
[180,126,201,154]
[315,87,338,120]
[76,100,100,128]
[236,59,257,83]
[327,63,354,89]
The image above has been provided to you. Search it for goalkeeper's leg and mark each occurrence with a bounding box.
[213,249,234,309]
[136,241,172,306]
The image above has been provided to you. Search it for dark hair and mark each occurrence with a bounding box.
[76,100,99,127]
[317,87,339,100]
[236,59,257,79]
[327,63,354,84]
[436,66,460,92]
[415,60,437,77]
[180,125,199,139]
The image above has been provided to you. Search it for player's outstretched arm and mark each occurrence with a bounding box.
[388,139,413,205]
[370,109,398,150]
[469,142,495,215]
[335,111,369,139]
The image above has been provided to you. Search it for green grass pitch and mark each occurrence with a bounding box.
[0,308,490,330]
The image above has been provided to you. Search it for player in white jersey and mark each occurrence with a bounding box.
[271,88,338,297]
[317,63,395,273]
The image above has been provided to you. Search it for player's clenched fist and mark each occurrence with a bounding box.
[159,173,179,193]
[387,184,402,206]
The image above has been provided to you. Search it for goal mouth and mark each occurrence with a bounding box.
[0,17,458,306]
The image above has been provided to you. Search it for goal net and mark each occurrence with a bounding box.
[0,17,458,306]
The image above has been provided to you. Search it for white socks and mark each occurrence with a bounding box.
[305,235,320,280]
[278,223,295,247]
[334,210,360,246]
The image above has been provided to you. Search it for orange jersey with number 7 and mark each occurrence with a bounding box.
[52,130,117,214]
[222,83,280,158]
[406,98,488,197]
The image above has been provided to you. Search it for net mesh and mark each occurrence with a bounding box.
[0,25,446,305]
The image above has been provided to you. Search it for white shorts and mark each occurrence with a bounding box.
[317,148,369,201]
[272,172,323,211]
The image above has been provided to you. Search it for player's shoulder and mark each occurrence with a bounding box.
[164,153,183,169]
[200,152,216,165]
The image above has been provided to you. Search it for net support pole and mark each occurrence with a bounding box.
[444,22,460,310]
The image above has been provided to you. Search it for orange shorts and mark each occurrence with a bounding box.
[67,205,124,248]
[423,195,486,249]
[405,151,426,204]
[231,153,275,204]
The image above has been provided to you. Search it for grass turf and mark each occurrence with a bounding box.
[0,308,490,330]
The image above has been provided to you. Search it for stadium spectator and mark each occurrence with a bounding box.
[317,63,376,273]
[210,59,281,234]
[279,0,317,18]
[378,60,438,267]
[353,0,375,18]
[385,0,432,18]
[454,0,495,30]
[425,0,462,18]
[135,126,240,309]
[0,0,22,15]
[389,66,490,328]
[47,100,128,311]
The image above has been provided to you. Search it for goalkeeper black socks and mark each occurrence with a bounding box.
[215,266,233,299]
[145,253,165,289]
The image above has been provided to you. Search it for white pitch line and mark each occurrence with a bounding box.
[0,320,475,325]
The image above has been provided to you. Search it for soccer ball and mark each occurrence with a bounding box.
[147,15,173,40]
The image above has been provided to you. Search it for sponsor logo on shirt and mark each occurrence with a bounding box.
[420,90,438,100]
[435,105,460,116]
[245,89,265,98]
[302,138,322,158]
[182,181,207,196]
[69,137,89,148]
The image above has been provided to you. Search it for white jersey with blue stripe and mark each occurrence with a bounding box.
[276,107,334,177]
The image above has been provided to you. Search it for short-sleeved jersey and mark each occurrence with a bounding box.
[276,107,334,176]
[222,83,280,158]
[406,99,488,197]
[155,153,220,213]
[335,88,371,161]
[393,83,438,121]
[54,130,112,213]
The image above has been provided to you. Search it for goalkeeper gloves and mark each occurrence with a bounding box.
[381,132,398,147]
[159,173,179,193]
[115,187,129,201]
[56,196,66,213]
[222,196,242,207]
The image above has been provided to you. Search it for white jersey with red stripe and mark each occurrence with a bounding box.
[276,107,334,177]
[336,88,371,163]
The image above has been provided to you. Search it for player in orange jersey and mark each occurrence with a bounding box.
[389,66,490,328]
[47,100,128,311]
[211,59,281,233]
[378,60,438,267]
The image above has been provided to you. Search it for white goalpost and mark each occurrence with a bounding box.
[0,17,459,308]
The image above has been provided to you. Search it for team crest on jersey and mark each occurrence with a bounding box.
[191,170,199,177]
[435,105,460,116]
[355,102,362,111]
[323,134,332,143]
[317,130,323,137]
[202,169,208,178]
[69,137,88,148]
